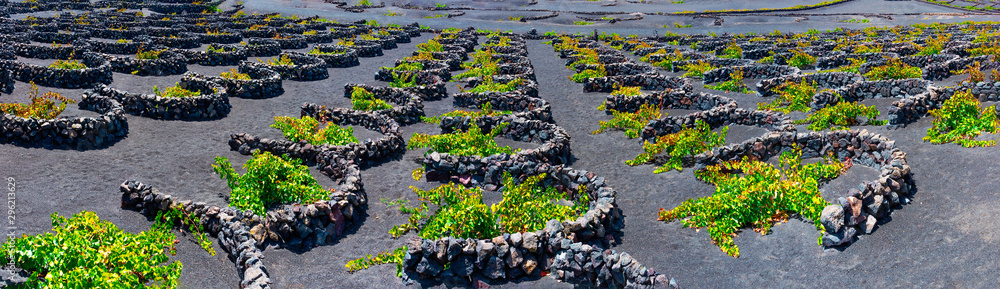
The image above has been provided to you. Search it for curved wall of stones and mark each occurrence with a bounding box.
[108,49,189,76]
[0,94,127,149]
[239,52,328,81]
[85,81,231,120]
[5,52,112,89]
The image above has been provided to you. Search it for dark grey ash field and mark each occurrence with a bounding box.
[2,0,1000,288]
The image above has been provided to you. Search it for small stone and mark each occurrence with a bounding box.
[522,254,538,275]
[416,257,444,276]
[865,216,877,234]
[485,256,505,279]
[522,232,539,253]
[820,205,844,233]
[249,224,266,243]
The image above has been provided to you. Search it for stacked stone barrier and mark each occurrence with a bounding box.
[84,80,231,120]
[5,51,112,89]
[239,52,328,81]
[0,93,127,149]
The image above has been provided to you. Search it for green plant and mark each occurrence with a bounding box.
[706,69,753,94]
[794,99,887,131]
[424,14,445,19]
[463,77,523,93]
[153,83,200,98]
[681,60,716,78]
[674,23,692,28]
[135,47,165,59]
[508,16,523,21]
[48,59,86,70]
[417,38,444,52]
[718,44,742,59]
[757,80,816,113]
[0,211,182,288]
[787,49,816,69]
[420,102,512,124]
[213,151,330,216]
[351,87,393,111]
[627,120,727,173]
[219,68,251,80]
[408,123,514,156]
[156,205,216,256]
[650,50,689,70]
[659,147,843,257]
[574,21,594,26]
[260,55,295,66]
[853,44,883,54]
[435,2,446,8]
[592,103,662,138]
[387,172,588,239]
[823,57,865,74]
[609,85,641,96]
[382,10,401,16]
[359,0,372,5]
[915,34,950,56]
[206,45,229,53]
[863,58,922,80]
[967,43,1000,58]
[116,39,132,43]
[924,90,998,147]
[345,247,407,275]
[570,64,606,82]
[383,61,423,72]
[389,71,419,88]
[0,82,75,119]
[271,115,358,146]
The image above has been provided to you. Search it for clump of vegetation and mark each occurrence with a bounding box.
[610,85,641,96]
[794,99,887,131]
[718,44,742,59]
[271,115,358,146]
[966,43,1000,58]
[758,80,816,113]
[0,82,75,119]
[383,61,423,72]
[345,247,407,274]
[659,147,844,257]
[853,44,883,54]
[389,71,419,88]
[351,87,393,111]
[0,211,183,288]
[408,123,514,157]
[707,69,752,94]
[417,38,444,52]
[681,60,716,78]
[627,120,727,173]
[307,47,345,55]
[153,83,201,98]
[156,205,216,256]
[387,172,589,239]
[593,103,662,138]
[220,68,252,80]
[48,59,87,70]
[462,77,524,93]
[420,102,512,124]
[569,64,606,82]
[650,49,690,71]
[863,58,922,80]
[787,49,816,69]
[574,21,594,25]
[213,151,330,215]
[822,58,866,74]
[135,47,165,60]
[260,54,295,66]
[915,34,950,56]
[924,90,998,147]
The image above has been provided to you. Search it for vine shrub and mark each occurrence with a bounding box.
[153,83,201,98]
[156,206,216,256]
[794,100,887,131]
[388,172,590,239]
[626,120,727,173]
[924,90,999,147]
[270,115,358,146]
[259,55,294,66]
[389,71,418,88]
[0,211,182,288]
[212,151,330,215]
[569,64,606,83]
[758,80,816,113]
[0,82,75,119]
[592,103,662,138]
[135,48,164,59]
[417,38,444,52]
[651,50,690,70]
[681,60,716,79]
[408,123,514,156]
[420,102,512,124]
[863,58,922,80]
[48,59,86,70]
[462,77,523,93]
[350,87,392,111]
[659,148,843,257]
[787,49,816,69]
[706,69,753,93]
[219,68,251,80]
[718,44,742,59]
